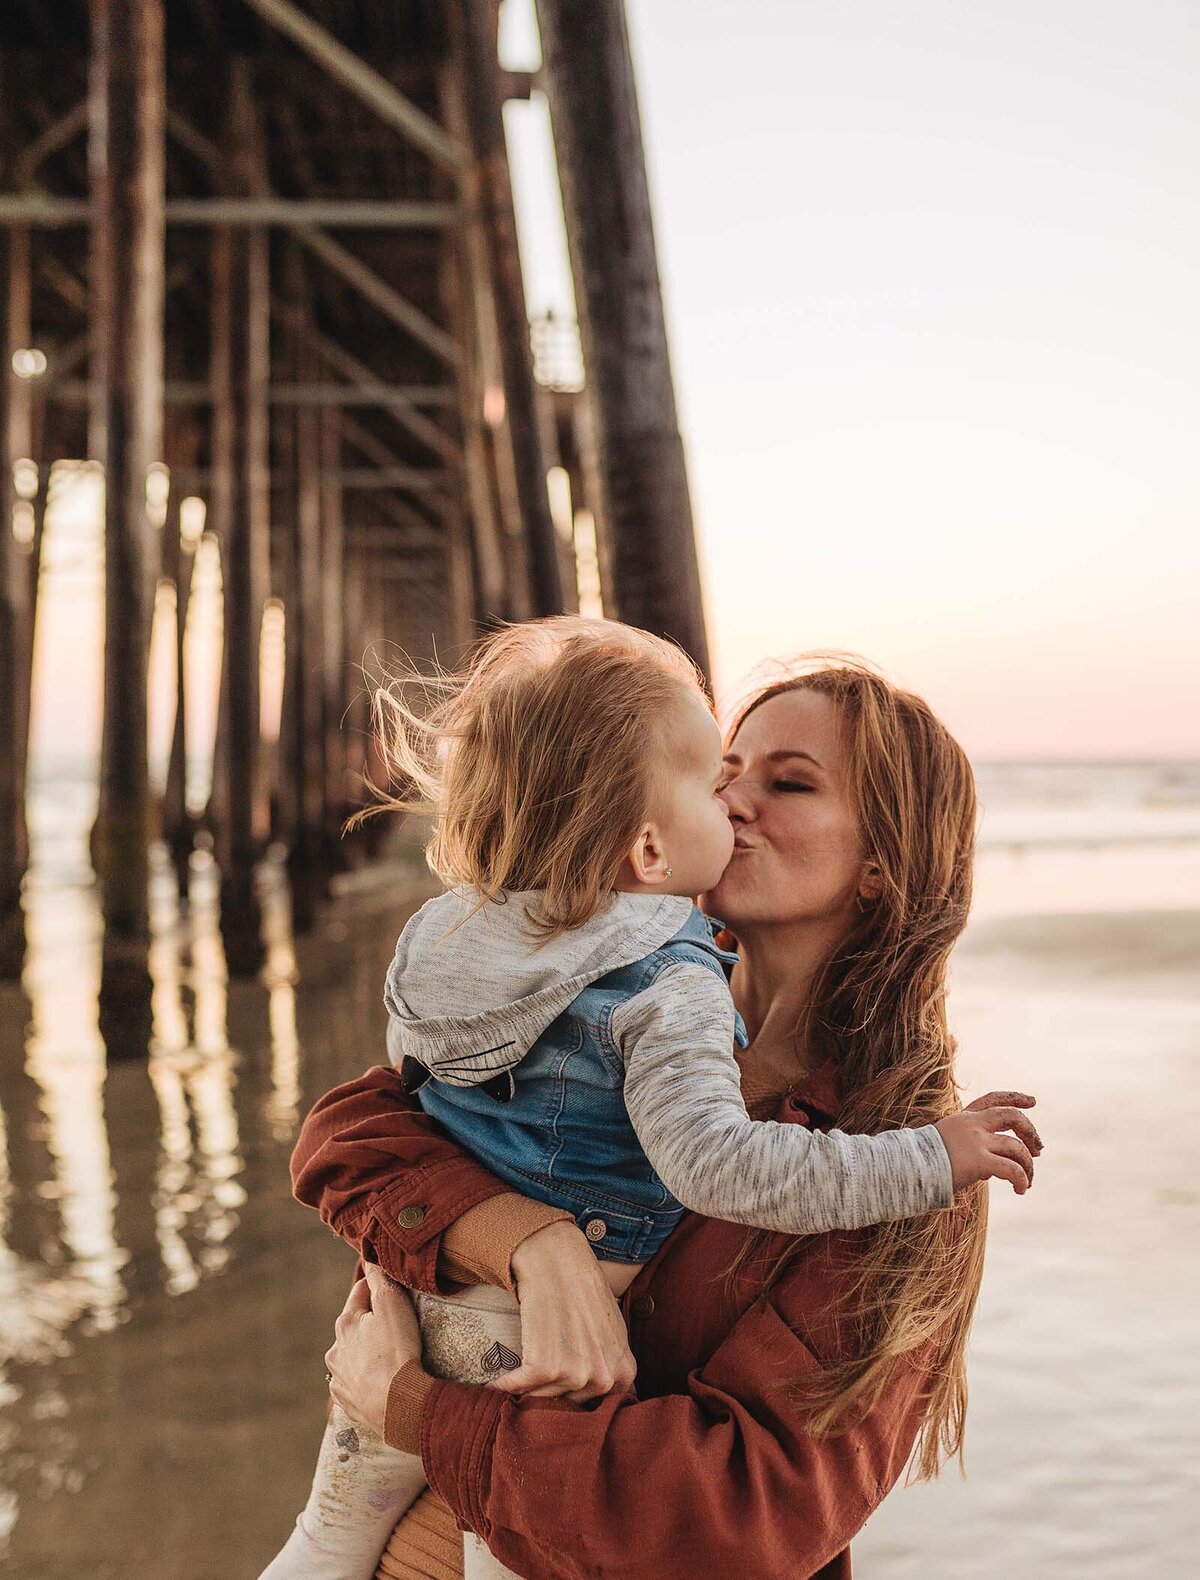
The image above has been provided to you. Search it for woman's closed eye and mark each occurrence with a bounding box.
[774,780,814,793]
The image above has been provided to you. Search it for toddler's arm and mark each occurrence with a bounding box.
[613,965,954,1233]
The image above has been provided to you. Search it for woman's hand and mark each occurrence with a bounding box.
[324,1264,422,1436]
[935,1090,1044,1194]
[490,1221,638,1403]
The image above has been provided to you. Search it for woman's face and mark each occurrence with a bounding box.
[704,688,872,934]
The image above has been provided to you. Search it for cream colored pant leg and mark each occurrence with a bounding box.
[414,1286,524,1580]
[262,1286,524,1580]
[258,1403,427,1580]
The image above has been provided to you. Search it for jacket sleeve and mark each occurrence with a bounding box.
[417,1259,932,1579]
[290,1064,569,1295]
[613,965,954,1232]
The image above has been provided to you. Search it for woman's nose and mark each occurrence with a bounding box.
[718,780,755,822]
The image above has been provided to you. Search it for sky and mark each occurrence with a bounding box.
[502,0,1200,759]
[25,1,1200,769]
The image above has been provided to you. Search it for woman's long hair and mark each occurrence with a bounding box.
[724,658,986,1481]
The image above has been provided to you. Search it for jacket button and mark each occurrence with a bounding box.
[397,1205,426,1229]
[631,1294,655,1320]
[584,1218,607,1242]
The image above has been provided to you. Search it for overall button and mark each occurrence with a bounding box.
[631,1294,655,1320]
[584,1218,607,1243]
[397,1205,426,1229]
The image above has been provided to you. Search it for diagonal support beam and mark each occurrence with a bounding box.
[165,107,222,172]
[336,410,448,533]
[166,111,462,373]
[238,0,466,174]
[303,323,464,467]
[11,102,89,187]
[292,225,461,369]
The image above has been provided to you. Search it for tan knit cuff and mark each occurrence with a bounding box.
[439,1192,575,1292]
[383,1359,436,1455]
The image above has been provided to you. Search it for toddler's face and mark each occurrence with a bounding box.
[655,692,736,897]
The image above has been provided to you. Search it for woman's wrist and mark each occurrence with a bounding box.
[509,1217,592,1289]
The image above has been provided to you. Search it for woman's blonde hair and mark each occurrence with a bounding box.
[723,657,985,1481]
[351,617,704,936]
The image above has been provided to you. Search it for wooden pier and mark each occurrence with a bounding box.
[0,0,708,1052]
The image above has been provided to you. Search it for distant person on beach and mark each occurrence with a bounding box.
[282,626,1042,1580]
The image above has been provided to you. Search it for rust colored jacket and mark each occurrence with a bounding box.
[292,1064,935,1580]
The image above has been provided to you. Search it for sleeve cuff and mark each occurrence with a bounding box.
[913,1123,956,1209]
[439,1193,574,1291]
[383,1359,437,1454]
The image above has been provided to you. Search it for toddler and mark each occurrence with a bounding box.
[264,618,1020,1580]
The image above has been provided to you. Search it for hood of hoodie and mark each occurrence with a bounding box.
[384,889,696,1086]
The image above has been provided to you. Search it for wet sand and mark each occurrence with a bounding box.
[2,858,1198,1576]
[0,853,442,1580]
[858,907,1200,1578]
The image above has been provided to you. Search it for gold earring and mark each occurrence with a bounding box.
[664,866,674,879]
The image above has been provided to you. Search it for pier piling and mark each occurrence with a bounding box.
[0,0,708,1047]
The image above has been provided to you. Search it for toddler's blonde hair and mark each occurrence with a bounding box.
[355,617,706,936]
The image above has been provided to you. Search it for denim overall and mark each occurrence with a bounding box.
[411,909,747,1263]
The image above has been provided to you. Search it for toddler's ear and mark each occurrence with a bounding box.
[627,824,671,885]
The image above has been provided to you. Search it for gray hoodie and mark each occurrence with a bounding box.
[385,890,954,1237]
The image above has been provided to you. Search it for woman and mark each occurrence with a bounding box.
[296,660,1041,1578]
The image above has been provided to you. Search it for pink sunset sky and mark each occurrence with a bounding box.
[502,0,1200,760]
[27,0,1200,768]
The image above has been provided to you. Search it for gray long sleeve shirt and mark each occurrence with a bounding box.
[385,890,954,1238]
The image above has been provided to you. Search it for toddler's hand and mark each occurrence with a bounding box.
[934,1091,1043,1194]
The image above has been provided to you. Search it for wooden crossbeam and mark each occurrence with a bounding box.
[270,382,456,409]
[237,0,466,174]
[292,226,462,369]
[0,197,90,226]
[0,196,459,229]
[41,378,457,409]
[338,467,451,491]
[172,466,449,498]
[302,324,464,468]
[164,112,463,372]
[169,197,460,227]
[335,410,450,528]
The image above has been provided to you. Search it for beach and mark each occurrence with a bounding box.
[1,766,1198,1577]
[857,903,1200,1577]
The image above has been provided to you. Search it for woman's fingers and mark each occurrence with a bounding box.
[488,1319,633,1398]
[334,1276,372,1335]
[489,1355,620,1399]
[487,1365,544,1395]
[503,1218,639,1400]
[610,1352,638,1393]
[323,1273,422,1436]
